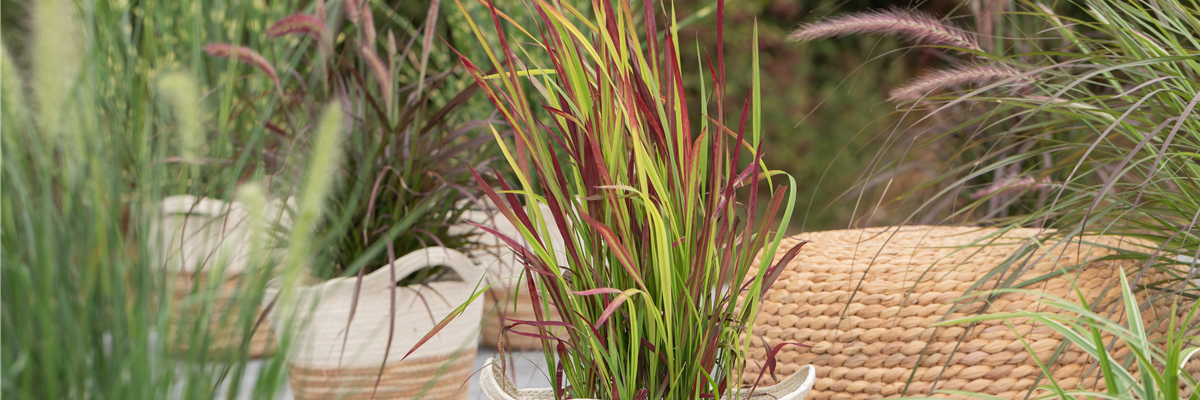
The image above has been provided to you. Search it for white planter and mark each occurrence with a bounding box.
[479,357,816,400]
[268,247,484,400]
[155,195,293,276]
[153,195,293,357]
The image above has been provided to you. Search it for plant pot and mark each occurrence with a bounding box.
[745,226,1198,399]
[479,357,816,400]
[267,247,483,400]
[451,201,569,350]
[155,195,293,358]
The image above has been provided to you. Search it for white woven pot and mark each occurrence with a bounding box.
[154,195,294,276]
[479,357,816,400]
[153,195,293,357]
[268,247,484,400]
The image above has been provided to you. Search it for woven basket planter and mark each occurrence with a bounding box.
[155,195,291,358]
[451,202,569,350]
[743,226,1198,399]
[267,247,483,400]
[167,271,277,357]
[479,357,817,400]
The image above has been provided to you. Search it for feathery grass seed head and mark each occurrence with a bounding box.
[236,183,271,271]
[1,43,27,124]
[361,46,389,97]
[790,8,982,53]
[267,14,327,42]
[345,0,361,25]
[889,64,1028,101]
[203,44,280,87]
[279,102,344,313]
[361,4,376,45]
[32,0,83,140]
[156,72,204,162]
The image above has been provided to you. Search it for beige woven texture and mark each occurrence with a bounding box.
[744,226,1198,399]
[480,289,567,350]
[479,357,816,400]
[155,195,292,358]
[451,201,570,350]
[289,351,475,400]
[268,247,483,400]
[168,272,277,357]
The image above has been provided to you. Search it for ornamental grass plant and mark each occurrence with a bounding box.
[406,0,808,398]
[208,0,503,281]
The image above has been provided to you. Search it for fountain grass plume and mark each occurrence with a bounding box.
[278,102,344,313]
[203,44,280,88]
[789,8,982,53]
[360,46,390,104]
[235,183,275,291]
[156,73,204,162]
[266,14,326,42]
[32,0,82,141]
[1,44,26,125]
[888,64,1028,101]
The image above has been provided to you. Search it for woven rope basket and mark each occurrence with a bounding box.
[155,195,292,358]
[743,226,1198,399]
[479,357,817,400]
[451,201,569,350]
[168,271,277,357]
[268,247,484,400]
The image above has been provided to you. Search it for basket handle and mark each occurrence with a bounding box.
[360,246,483,290]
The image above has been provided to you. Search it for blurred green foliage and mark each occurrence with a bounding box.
[669,0,963,231]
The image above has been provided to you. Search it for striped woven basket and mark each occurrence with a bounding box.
[451,201,569,350]
[480,288,567,350]
[168,271,277,357]
[156,195,291,358]
[267,247,483,400]
[743,226,1199,399]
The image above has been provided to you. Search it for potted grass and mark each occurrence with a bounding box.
[208,1,499,398]
[409,0,817,398]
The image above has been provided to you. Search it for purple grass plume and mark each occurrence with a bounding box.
[203,44,279,87]
[267,14,326,42]
[889,64,1028,101]
[790,8,982,53]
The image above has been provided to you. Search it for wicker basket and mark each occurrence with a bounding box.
[743,226,1198,399]
[451,201,569,350]
[480,288,567,350]
[479,357,816,400]
[156,195,291,358]
[267,247,483,400]
[168,271,277,357]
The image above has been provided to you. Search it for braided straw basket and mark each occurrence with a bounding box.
[156,195,292,357]
[743,226,1198,399]
[267,247,484,400]
[479,357,817,400]
[451,202,569,350]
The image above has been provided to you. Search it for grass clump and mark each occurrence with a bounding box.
[412,0,810,398]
